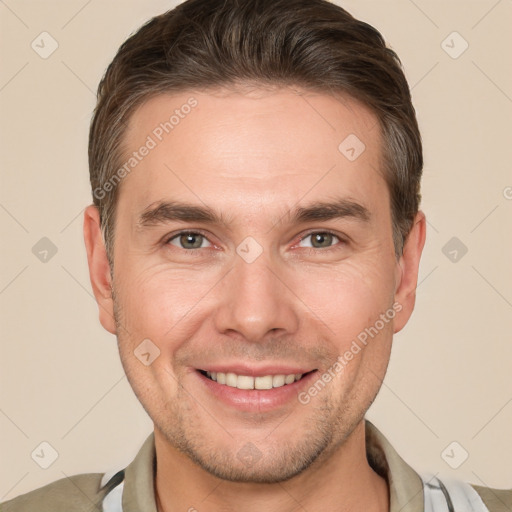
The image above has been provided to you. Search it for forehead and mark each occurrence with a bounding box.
[117,88,387,219]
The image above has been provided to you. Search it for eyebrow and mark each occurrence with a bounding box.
[137,201,224,228]
[136,198,371,229]
[294,199,370,224]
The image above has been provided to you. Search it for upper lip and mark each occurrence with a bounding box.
[196,364,316,377]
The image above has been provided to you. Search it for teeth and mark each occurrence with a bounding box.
[272,374,285,387]
[254,375,273,390]
[204,371,303,390]
[237,375,255,390]
[285,374,295,385]
[226,373,237,387]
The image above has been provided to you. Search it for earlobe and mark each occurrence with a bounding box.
[83,205,117,334]
[393,211,427,334]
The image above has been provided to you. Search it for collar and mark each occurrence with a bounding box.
[365,420,424,511]
[107,419,424,512]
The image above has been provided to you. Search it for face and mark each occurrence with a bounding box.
[85,87,424,483]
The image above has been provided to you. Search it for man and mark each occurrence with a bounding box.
[2,0,510,511]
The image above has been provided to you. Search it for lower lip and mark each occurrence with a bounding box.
[195,370,318,412]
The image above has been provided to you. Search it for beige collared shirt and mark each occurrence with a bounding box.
[2,420,510,511]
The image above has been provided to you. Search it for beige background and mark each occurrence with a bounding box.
[1,0,511,500]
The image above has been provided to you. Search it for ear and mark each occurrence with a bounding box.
[83,205,117,334]
[393,211,426,334]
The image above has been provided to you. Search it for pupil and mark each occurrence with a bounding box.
[181,234,201,248]
[313,233,331,248]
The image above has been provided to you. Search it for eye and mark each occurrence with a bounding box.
[298,232,341,249]
[167,232,212,250]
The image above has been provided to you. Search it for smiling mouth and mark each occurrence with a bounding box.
[198,370,314,390]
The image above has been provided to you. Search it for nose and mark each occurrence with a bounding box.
[212,251,300,343]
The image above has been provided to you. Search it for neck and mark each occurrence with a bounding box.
[154,420,389,512]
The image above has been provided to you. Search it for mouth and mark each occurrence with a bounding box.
[198,370,310,390]
[194,365,318,412]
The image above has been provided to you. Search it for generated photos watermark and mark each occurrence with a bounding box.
[298,301,402,405]
[93,97,198,200]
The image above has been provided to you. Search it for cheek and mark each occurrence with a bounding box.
[114,263,220,349]
[291,259,396,339]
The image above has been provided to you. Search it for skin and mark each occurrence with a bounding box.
[84,87,426,512]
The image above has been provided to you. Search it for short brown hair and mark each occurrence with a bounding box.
[89,0,422,262]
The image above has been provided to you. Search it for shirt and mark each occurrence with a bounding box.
[2,420,511,511]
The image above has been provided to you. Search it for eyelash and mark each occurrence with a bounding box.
[164,230,347,252]
[295,230,347,252]
[165,230,213,252]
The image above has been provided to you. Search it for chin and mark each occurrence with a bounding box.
[180,437,331,484]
